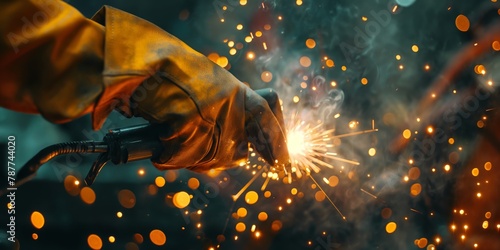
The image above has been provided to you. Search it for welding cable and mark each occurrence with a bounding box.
[15,141,108,187]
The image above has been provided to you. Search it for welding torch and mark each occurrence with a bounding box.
[1,123,165,196]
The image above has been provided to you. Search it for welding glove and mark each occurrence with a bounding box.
[0,2,289,171]
[106,8,290,172]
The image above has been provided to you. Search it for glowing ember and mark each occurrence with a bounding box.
[245,191,259,204]
[87,234,103,250]
[118,189,136,209]
[149,229,167,246]
[305,38,316,48]
[188,178,200,189]
[80,187,96,205]
[173,191,191,209]
[455,14,470,32]
[155,176,165,187]
[386,222,397,234]
[30,211,45,229]
[138,168,145,176]
[236,222,246,232]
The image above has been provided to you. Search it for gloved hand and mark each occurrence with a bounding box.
[94,6,289,171]
[133,79,290,172]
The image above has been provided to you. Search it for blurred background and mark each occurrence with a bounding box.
[1,0,500,249]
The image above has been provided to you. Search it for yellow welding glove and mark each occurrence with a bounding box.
[95,6,290,171]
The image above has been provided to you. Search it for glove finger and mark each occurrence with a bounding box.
[254,89,286,131]
[245,88,290,169]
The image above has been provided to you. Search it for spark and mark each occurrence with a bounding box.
[232,167,266,201]
[309,173,346,220]
[333,127,378,139]
[285,116,374,178]
[410,208,423,214]
[286,120,335,176]
[138,168,145,176]
[260,175,271,191]
[360,188,378,199]
[392,5,398,13]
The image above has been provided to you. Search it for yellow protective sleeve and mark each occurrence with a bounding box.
[0,1,146,129]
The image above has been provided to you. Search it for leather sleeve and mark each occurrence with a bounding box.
[0,1,145,129]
